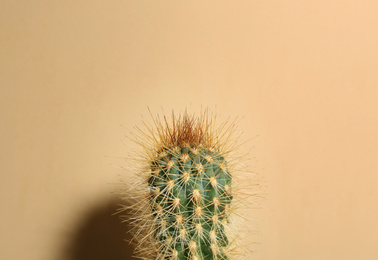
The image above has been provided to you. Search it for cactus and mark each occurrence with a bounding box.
[124,110,245,260]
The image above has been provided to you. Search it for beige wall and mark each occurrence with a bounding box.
[1,1,378,259]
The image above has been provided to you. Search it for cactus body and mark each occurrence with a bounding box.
[149,145,232,260]
[125,111,243,260]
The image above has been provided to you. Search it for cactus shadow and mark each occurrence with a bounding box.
[63,197,137,260]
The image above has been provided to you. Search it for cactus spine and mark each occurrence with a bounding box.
[125,111,242,260]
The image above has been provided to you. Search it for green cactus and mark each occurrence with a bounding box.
[149,144,232,260]
[125,110,242,260]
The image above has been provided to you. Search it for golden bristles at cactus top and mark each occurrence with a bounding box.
[124,110,251,260]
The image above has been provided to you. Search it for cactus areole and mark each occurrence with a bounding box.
[128,111,239,260]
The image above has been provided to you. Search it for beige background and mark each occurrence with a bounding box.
[1,1,378,259]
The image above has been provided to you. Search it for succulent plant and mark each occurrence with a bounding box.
[123,110,249,260]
